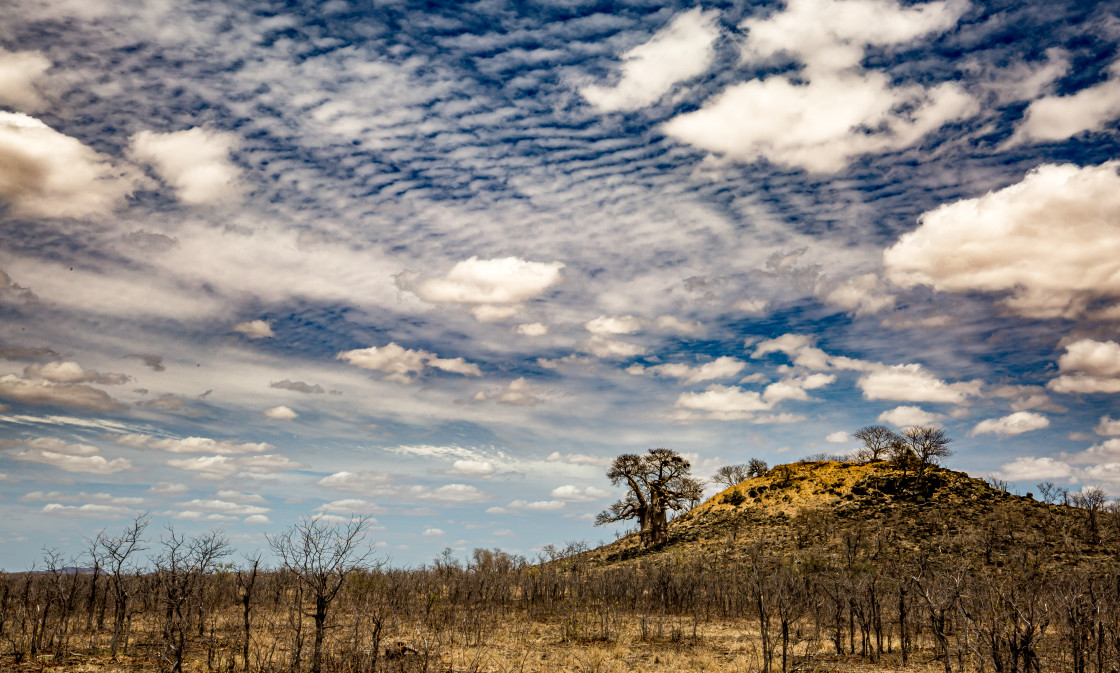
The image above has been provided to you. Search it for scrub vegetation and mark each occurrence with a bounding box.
[5,436,1120,673]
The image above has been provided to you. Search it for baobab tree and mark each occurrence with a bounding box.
[595,448,702,548]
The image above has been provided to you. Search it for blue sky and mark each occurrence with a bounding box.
[2,0,1120,569]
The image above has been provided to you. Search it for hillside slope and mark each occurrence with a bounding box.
[584,460,1115,570]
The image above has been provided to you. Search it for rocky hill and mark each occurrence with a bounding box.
[583,460,1116,571]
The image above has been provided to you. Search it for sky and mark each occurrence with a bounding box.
[1,0,1120,570]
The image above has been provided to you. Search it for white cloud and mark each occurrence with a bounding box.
[857,364,981,404]
[0,49,50,111]
[317,471,392,494]
[263,405,298,420]
[10,439,132,474]
[1048,339,1120,394]
[655,315,704,335]
[821,273,896,315]
[1096,416,1120,436]
[114,434,274,455]
[972,411,1050,437]
[1012,60,1120,144]
[424,484,489,504]
[581,8,721,112]
[315,499,385,515]
[0,112,138,218]
[550,484,609,502]
[752,334,832,370]
[885,163,1120,319]
[674,385,771,420]
[472,377,549,406]
[233,320,274,339]
[488,499,566,514]
[129,127,240,204]
[180,498,269,516]
[148,482,189,495]
[546,452,612,467]
[422,527,445,536]
[42,503,137,519]
[762,374,835,404]
[166,454,306,479]
[23,361,128,385]
[449,459,496,476]
[585,315,642,335]
[995,456,1073,482]
[515,322,548,336]
[337,342,481,383]
[733,298,769,314]
[244,514,271,525]
[579,335,646,359]
[1064,439,1120,465]
[877,405,945,426]
[401,257,564,321]
[629,356,746,384]
[825,431,850,443]
[663,0,974,172]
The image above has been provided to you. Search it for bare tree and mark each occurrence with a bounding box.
[93,513,150,658]
[899,426,952,478]
[711,464,750,489]
[595,448,702,548]
[268,515,375,673]
[748,458,769,478]
[853,426,902,462]
[153,527,230,673]
[235,554,261,672]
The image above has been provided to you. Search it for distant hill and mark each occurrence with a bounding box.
[583,460,1116,571]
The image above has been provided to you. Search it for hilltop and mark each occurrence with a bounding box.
[583,459,1115,571]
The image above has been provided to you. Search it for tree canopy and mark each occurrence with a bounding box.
[595,448,703,548]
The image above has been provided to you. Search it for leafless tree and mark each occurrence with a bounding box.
[268,515,376,673]
[153,527,230,673]
[900,425,952,478]
[235,554,261,671]
[711,464,750,489]
[853,425,902,462]
[595,448,703,548]
[748,458,769,478]
[93,513,150,658]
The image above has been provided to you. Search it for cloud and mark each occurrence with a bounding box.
[424,483,490,504]
[761,374,835,404]
[550,484,608,502]
[472,377,549,406]
[338,342,481,383]
[263,405,298,420]
[317,470,392,494]
[317,471,488,504]
[654,315,704,335]
[0,374,124,411]
[1011,60,1120,144]
[546,452,612,468]
[244,514,271,525]
[41,503,137,519]
[270,380,325,394]
[22,361,128,385]
[449,460,496,476]
[821,273,896,315]
[585,315,643,335]
[995,456,1073,482]
[0,112,138,218]
[113,434,273,455]
[1096,416,1120,437]
[972,411,1050,437]
[885,162,1120,319]
[166,454,306,479]
[422,527,445,536]
[733,298,769,314]
[515,323,548,336]
[877,405,945,426]
[6,437,132,474]
[825,431,850,443]
[487,499,566,514]
[1063,439,1120,466]
[148,482,189,495]
[179,498,269,516]
[662,0,974,172]
[674,385,770,421]
[578,336,646,359]
[0,49,50,111]
[752,334,832,371]
[128,354,165,372]
[1048,339,1120,394]
[0,346,58,361]
[129,127,240,204]
[857,364,981,404]
[233,320,274,339]
[628,356,746,384]
[399,257,564,322]
[581,8,720,112]
[315,498,385,515]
